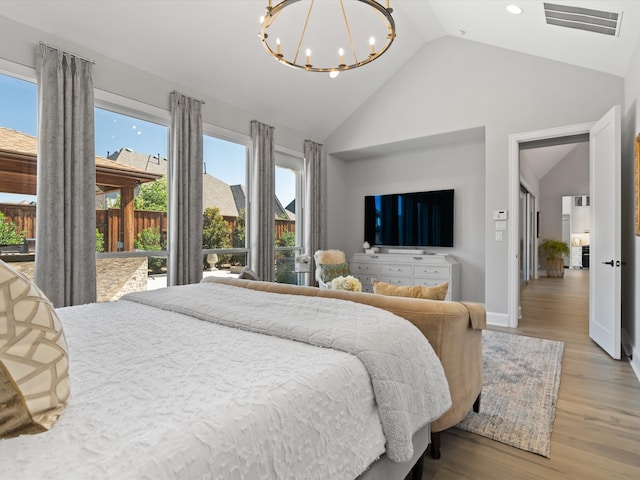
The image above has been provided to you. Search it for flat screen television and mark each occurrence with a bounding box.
[364,189,454,248]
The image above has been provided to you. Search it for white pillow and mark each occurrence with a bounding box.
[0,259,70,438]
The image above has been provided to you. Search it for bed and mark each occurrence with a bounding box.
[0,263,451,479]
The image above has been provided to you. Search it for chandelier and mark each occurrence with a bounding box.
[259,0,396,78]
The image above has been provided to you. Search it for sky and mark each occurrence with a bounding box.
[0,73,296,207]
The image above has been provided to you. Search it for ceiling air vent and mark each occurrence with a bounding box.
[544,2,622,37]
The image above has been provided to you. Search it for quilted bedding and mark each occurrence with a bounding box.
[0,281,450,479]
[124,282,452,463]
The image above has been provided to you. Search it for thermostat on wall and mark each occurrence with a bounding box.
[493,209,508,220]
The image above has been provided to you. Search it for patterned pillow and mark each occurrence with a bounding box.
[0,260,70,438]
[373,281,449,301]
[319,262,350,283]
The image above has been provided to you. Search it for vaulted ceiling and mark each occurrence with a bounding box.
[2,1,640,143]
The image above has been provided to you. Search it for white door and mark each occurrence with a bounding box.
[589,105,621,359]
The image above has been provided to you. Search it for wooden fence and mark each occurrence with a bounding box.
[1,203,295,252]
[95,209,168,252]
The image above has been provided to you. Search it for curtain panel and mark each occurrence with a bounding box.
[303,140,326,286]
[249,120,275,281]
[35,44,96,307]
[168,92,204,286]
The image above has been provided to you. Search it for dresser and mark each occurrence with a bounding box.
[349,253,461,301]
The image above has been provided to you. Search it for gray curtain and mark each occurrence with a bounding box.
[35,44,96,307]
[249,120,275,281]
[304,140,326,286]
[167,92,204,286]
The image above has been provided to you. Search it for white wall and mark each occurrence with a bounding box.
[326,36,624,323]
[623,32,640,379]
[538,143,589,242]
[332,139,485,302]
[519,157,540,202]
[0,16,315,153]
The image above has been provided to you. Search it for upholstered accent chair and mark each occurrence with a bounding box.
[313,249,351,288]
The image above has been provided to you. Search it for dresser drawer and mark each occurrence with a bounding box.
[413,265,450,280]
[350,262,380,276]
[379,264,413,276]
[377,275,412,286]
[349,252,460,301]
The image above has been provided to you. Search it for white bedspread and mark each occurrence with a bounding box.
[0,299,386,479]
[124,282,452,463]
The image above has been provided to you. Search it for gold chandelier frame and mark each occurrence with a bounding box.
[259,0,396,75]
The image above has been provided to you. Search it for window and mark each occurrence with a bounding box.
[0,72,37,268]
[274,151,303,285]
[94,104,169,300]
[202,133,250,278]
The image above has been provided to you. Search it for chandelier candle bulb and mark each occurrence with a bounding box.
[306,49,311,66]
[276,38,281,55]
[339,48,345,66]
[369,37,375,55]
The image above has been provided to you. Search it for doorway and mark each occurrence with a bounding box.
[508,121,594,328]
[509,107,623,359]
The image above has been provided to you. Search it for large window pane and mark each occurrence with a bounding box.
[274,154,302,285]
[0,72,37,278]
[95,107,168,300]
[202,135,249,279]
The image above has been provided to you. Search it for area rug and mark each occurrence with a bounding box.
[455,330,564,457]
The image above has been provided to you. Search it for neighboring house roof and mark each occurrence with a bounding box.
[109,147,294,220]
[285,199,295,219]
[230,184,246,217]
[285,199,295,214]
[107,148,166,176]
[203,174,238,218]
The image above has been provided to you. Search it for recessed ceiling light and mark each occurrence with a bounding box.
[507,5,523,15]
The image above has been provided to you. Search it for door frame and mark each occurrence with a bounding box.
[507,121,595,328]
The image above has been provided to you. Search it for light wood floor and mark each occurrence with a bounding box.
[422,269,640,479]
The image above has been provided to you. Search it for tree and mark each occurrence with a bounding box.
[275,229,297,284]
[202,207,231,250]
[134,226,165,273]
[276,230,296,256]
[232,208,246,249]
[135,177,167,211]
[95,229,105,253]
[229,208,246,266]
[0,212,25,245]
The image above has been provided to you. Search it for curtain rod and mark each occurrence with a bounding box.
[39,41,96,64]
[171,90,205,105]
